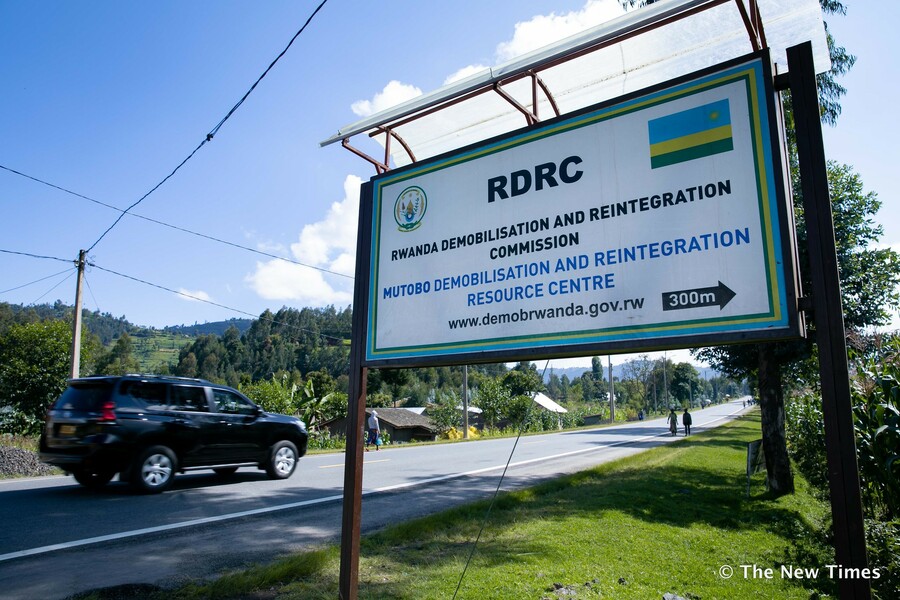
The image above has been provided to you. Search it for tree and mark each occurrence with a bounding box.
[93,332,141,375]
[475,377,512,430]
[697,162,900,494]
[0,320,72,435]
[428,391,463,436]
[176,352,198,378]
[689,1,892,495]
[503,362,543,398]
[671,362,700,407]
[621,354,654,411]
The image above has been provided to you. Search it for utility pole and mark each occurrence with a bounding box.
[662,352,669,409]
[607,356,615,423]
[69,249,86,379]
[462,365,469,438]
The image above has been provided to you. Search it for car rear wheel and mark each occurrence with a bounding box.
[131,445,177,493]
[265,441,298,479]
[72,468,116,489]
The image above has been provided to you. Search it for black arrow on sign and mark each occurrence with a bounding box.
[661,281,736,311]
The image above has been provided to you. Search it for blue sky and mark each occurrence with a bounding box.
[1,1,895,368]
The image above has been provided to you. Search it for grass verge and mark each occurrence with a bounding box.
[141,412,837,599]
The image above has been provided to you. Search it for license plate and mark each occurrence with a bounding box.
[59,425,76,435]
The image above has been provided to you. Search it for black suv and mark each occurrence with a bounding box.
[39,375,308,493]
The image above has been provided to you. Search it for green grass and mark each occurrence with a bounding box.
[154,412,837,600]
[129,330,191,372]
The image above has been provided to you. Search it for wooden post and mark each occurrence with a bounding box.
[69,249,86,379]
[339,183,374,600]
[787,41,870,599]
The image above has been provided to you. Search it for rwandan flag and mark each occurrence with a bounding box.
[648,99,733,169]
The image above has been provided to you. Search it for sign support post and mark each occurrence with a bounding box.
[787,41,870,599]
[339,183,374,600]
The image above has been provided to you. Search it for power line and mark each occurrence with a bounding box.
[0,164,353,280]
[0,248,74,264]
[30,270,76,305]
[87,260,346,343]
[86,0,331,253]
[83,272,102,315]
[452,361,551,599]
[0,267,76,295]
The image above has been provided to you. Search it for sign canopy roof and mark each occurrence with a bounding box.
[321,0,829,171]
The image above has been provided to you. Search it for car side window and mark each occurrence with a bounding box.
[169,385,209,412]
[119,381,168,410]
[212,390,257,415]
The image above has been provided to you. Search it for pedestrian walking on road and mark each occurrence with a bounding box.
[366,410,381,451]
[667,408,678,436]
[682,408,692,436]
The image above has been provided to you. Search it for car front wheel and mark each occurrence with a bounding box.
[131,445,177,493]
[265,440,298,480]
[72,468,116,489]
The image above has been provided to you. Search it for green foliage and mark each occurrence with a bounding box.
[850,338,900,520]
[156,415,837,600]
[296,379,345,430]
[241,375,296,416]
[503,362,544,397]
[670,362,700,406]
[0,320,72,435]
[366,392,393,408]
[427,391,462,435]
[505,394,533,427]
[696,161,900,385]
[93,332,141,375]
[474,377,511,430]
[307,430,345,451]
[863,518,900,600]
[786,334,900,600]
[785,391,829,491]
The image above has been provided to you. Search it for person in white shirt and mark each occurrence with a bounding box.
[366,410,381,451]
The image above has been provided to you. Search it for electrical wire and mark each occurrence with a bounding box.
[452,360,552,599]
[1,164,352,280]
[0,248,75,264]
[30,269,76,305]
[87,260,346,343]
[0,267,76,295]
[85,0,331,253]
[83,272,101,314]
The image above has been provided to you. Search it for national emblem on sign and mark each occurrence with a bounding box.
[394,186,427,232]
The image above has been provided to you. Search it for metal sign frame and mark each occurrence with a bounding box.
[360,50,802,369]
[338,40,871,600]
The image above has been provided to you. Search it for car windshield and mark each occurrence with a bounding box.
[53,381,114,411]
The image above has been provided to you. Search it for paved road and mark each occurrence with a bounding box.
[0,399,749,599]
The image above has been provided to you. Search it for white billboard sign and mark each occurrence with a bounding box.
[364,53,799,364]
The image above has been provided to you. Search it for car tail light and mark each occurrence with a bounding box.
[99,401,117,422]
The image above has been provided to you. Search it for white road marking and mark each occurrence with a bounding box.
[0,407,744,562]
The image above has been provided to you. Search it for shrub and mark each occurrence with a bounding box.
[785,390,829,491]
[307,430,345,451]
[851,340,900,520]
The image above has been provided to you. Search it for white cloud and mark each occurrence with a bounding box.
[351,1,624,119]
[495,0,624,62]
[443,64,490,85]
[247,175,361,306]
[256,240,288,254]
[351,80,423,117]
[178,288,212,303]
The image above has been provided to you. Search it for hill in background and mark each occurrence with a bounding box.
[1,301,255,372]
[163,318,253,337]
